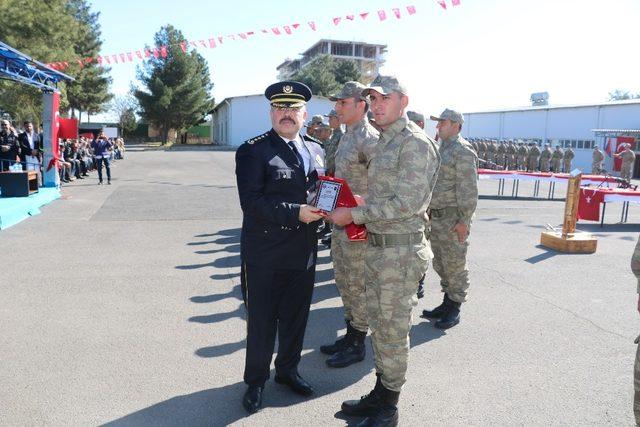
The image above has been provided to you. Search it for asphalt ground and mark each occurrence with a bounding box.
[0,150,638,426]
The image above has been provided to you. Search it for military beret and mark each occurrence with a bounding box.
[264,80,312,108]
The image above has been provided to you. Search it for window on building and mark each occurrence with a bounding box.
[354,44,363,57]
[571,141,577,148]
[363,46,376,58]
[331,43,352,56]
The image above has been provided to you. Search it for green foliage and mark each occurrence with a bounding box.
[608,89,640,101]
[120,108,137,136]
[0,0,112,124]
[134,25,213,144]
[290,55,362,97]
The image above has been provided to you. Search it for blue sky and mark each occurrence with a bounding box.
[90,0,640,120]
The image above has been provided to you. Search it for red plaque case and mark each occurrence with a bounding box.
[312,175,367,241]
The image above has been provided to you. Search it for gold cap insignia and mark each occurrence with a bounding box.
[283,85,293,94]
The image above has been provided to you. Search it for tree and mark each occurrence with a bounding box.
[65,0,113,123]
[608,89,640,101]
[119,108,137,136]
[289,55,363,97]
[134,25,213,144]
[109,94,139,136]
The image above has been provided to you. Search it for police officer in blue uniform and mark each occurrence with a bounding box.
[235,81,326,414]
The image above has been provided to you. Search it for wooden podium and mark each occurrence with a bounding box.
[540,172,597,253]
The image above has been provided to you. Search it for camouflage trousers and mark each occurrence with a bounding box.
[506,155,516,170]
[551,159,561,172]
[365,238,430,392]
[563,160,571,173]
[622,165,633,181]
[540,161,550,172]
[591,163,602,174]
[527,158,538,172]
[331,227,368,333]
[517,156,526,170]
[635,335,640,425]
[431,211,471,304]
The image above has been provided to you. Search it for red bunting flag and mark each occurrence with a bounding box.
[291,24,299,29]
[104,56,111,64]
[239,33,247,40]
[119,53,125,62]
[333,17,341,25]
[377,10,387,21]
[247,31,255,35]
[126,52,133,61]
[392,8,401,18]
[437,0,447,9]
[180,42,187,52]
[261,29,268,33]
[77,59,84,67]
[144,49,151,58]
[452,0,461,5]
[111,55,119,63]
[308,21,316,31]
[160,46,167,57]
[360,12,369,19]
[135,50,143,59]
[346,14,355,20]
[190,40,199,48]
[208,38,217,48]
[284,26,292,35]
[407,5,416,14]
[218,36,224,44]
[153,48,159,58]
[97,56,103,65]
[272,27,281,35]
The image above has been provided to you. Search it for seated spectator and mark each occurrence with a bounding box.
[62,139,82,180]
[58,141,72,183]
[0,120,20,171]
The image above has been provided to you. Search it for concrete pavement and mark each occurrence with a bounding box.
[0,150,638,426]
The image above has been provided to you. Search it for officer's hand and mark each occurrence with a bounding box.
[299,205,323,224]
[329,207,353,226]
[450,222,468,243]
[353,195,366,206]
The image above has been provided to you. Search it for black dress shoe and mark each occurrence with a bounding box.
[274,372,314,396]
[242,385,263,414]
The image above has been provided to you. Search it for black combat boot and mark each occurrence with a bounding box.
[421,293,450,319]
[356,386,400,427]
[326,328,366,368]
[341,373,383,417]
[320,321,353,355]
[434,298,461,329]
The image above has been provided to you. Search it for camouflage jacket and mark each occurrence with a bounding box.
[592,150,604,163]
[632,236,640,293]
[517,145,528,157]
[619,150,636,166]
[351,117,440,234]
[528,145,541,158]
[563,149,574,161]
[334,117,378,197]
[430,134,478,227]
[540,148,552,161]
[324,127,343,175]
[551,149,564,160]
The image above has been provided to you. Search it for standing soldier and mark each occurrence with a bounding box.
[496,141,506,169]
[320,82,378,368]
[550,145,563,173]
[592,146,605,174]
[422,109,478,329]
[407,111,425,130]
[506,140,517,170]
[477,139,487,164]
[487,139,497,163]
[631,236,640,426]
[306,115,324,139]
[324,110,343,176]
[235,81,326,414]
[516,141,528,171]
[527,142,541,172]
[614,143,636,181]
[539,143,552,172]
[330,76,439,426]
[563,146,574,172]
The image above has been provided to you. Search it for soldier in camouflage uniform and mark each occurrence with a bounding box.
[487,140,497,163]
[422,109,478,329]
[306,115,324,139]
[631,236,640,425]
[591,146,604,174]
[551,145,563,173]
[527,142,541,172]
[496,141,506,169]
[563,146,574,172]
[539,143,552,172]
[320,82,378,369]
[407,111,425,130]
[516,141,528,170]
[330,76,440,427]
[477,139,487,164]
[324,110,343,176]
[506,140,517,170]
[614,143,636,181]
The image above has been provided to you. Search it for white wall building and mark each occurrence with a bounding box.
[455,99,640,177]
[210,94,335,147]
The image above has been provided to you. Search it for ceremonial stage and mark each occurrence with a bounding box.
[0,187,60,230]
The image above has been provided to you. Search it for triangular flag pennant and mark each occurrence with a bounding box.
[392,8,401,18]
[119,53,126,62]
[208,38,217,48]
[360,12,369,20]
[437,0,447,10]
[407,5,417,15]
[333,17,341,25]
[105,56,111,64]
[126,52,133,62]
[160,46,167,58]
[292,24,299,29]
[261,29,268,34]
[377,10,387,21]
[284,26,292,35]
[85,57,93,64]
[308,21,316,31]
[346,14,355,20]
[153,48,159,58]
[96,56,103,65]
[452,0,461,5]
[247,31,255,35]
[112,55,119,63]
[238,33,247,40]
[218,36,224,44]
[135,50,143,59]
[144,49,151,58]
[76,59,84,67]
[199,40,207,47]
[272,27,281,35]
[190,40,199,48]
[180,42,187,52]
[62,61,69,68]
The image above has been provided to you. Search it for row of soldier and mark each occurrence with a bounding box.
[466,139,575,173]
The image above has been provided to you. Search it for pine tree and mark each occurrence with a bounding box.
[134,25,213,144]
[290,55,363,97]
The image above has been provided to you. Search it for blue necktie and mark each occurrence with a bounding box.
[287,141,305,170]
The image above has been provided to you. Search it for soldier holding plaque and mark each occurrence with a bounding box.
[318,81,379,369]
[235,81,325,414]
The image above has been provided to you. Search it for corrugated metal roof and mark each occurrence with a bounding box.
[465,99,640,115]
[591,129,640,135]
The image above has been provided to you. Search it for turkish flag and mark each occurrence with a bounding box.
[577,188,605,221]
[58,118,78,139]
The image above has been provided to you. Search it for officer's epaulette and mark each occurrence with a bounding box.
[303,134,323,147]
[246,132,269,145]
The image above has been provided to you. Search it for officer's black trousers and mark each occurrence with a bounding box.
[241,262,315,387]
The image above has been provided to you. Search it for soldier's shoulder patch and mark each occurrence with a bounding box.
[245,132,269,145]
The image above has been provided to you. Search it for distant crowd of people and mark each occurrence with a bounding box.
[0,119,125,186]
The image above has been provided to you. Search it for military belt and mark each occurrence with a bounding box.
[368,232,424,247]
[429,207,459,218]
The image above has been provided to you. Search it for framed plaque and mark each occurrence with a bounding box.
[314,179,342,212]
[313,176,367,241]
